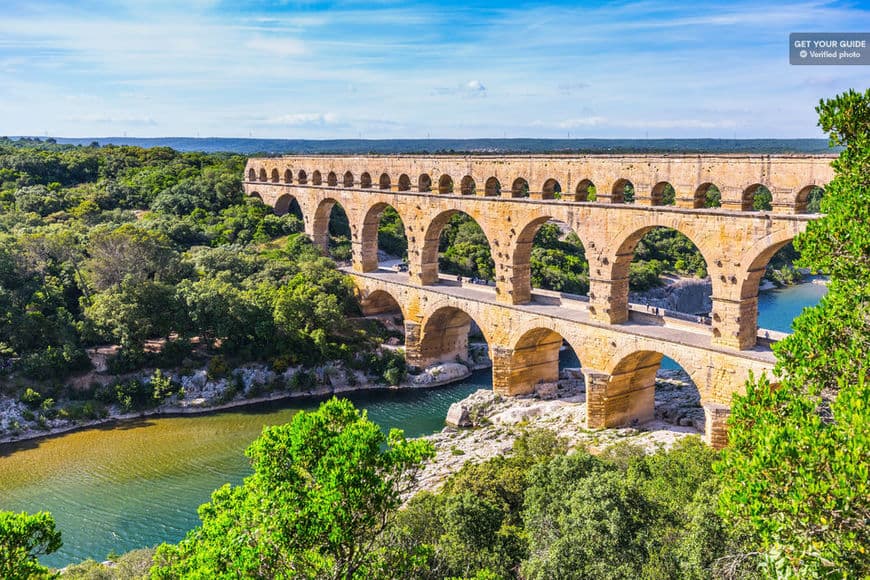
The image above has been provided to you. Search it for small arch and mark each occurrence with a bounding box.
[438,174,454,194]
[742,184,773,211]
[541,178,562,200]
[795,185,824,214]
[379,173,391,190]
[418,173,432,193]
[327,171,338,187]
[274,194,303,221]
[398,174,411,191]
[271,168,280,183]
[511,177,530,198]
[360,289,405,320]
[283,169,293,184]
[258,168,268,182]
[651,182,676,206]
[574,179,596,202]
[298,170,308,185]
[360,172,372,189]
[694,183,721,208]
[312,170,323,186]
[416,306,490,369]
[247,168,256,181]
[612,178,635,203]
[506,327,580,396]
[249,191,263,202]
[343,171,354,188]
[484,177,501,197]
[460,175,476,195]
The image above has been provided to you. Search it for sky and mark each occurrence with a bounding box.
[0,0,868,139]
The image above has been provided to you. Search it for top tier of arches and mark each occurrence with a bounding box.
[245,155,833,214]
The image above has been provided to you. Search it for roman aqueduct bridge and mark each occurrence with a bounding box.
[244,154,833,446]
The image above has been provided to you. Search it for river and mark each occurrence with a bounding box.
[0,282,827,567]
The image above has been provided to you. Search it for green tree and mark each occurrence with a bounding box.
[0,510,62,580]
[717,89,870,578]
[151,398,434,579]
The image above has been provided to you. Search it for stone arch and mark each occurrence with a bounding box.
[249,191,263,202]
[651,181,676,206]
[312,170,323,186]
[418,209,495,285]
[484,177,501,197]
[343,171,354,188]
[438,174,454,194]
[398,174,411,191]
[511,215,591,303]
[541,178,562,200]
[511,177,530,198]
[574,179,595,202]
[612,178,634,204]
[274,193,303,220]
[795,185,824,214]
[358,202,410,272]
[694,183,721,208]
[359,288,406,320]
[414,305,490,369]
[742,183,773,211]
[247,168,256,181]
[271,168,280,183]
[298,170,308,185]
[283,169,292,183]
[499,326,572,396]
[379,172,391,190]
[360,172,372,189]
[327,171,338,187]
[418,173,432,193]
[460,175,476,195]
[258,167,268,182]
[312,197,346,253]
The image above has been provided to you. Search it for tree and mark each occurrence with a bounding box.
[151,398,434,579]
[0,510,62,580]
[717,89,870,578]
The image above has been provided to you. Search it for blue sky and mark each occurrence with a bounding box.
[1,0,867,138]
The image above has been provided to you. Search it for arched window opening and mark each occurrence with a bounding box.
[438,174,454,194]
[359,290,405,348]
[297,170,308,185]
[248,168,256,181]
[398,174,411,191]
[694,183,721,208]
[415,306,490,375]
[460,175,476,195]
[379,173,391,190]
[742,184,773,211]
[312,170,323,185]
[506,328,583,396]
[327,171,338,187]
[511,177,530,198]
[274,194,304,224]
[651,182,676,206]
[574,179,596,202]
[612,179,635,204]
[360,172,372,189]
[484,177,501,197]
[541,179,562,200]
[343,171,354,188]
[258,168,268,182]
[283,169,293,184]
[527,219,589,297]
[427,211,494,284]
[796,185,824,214]
[418,173,432,193]
[271,168,280,183]
[328,202,352,261]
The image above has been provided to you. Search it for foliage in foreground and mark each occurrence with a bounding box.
[150,397,434,579]
[717,89,870,578]
[0,510,62,580]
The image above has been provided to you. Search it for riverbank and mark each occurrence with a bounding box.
[411,367,704,494]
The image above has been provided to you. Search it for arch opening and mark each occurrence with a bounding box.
[415,306,489,373]
[484,177,501,197]
[297,170,308,185]
[258,168,268,182]
[418,173,432,193]
[312,198,351,261]
[515,218,589,303]
[247,168,256,181]
[460,175,476,195]
[651,182,676,206]
[359,289,404,336]
[742,184,773,211]
[379,173,391,190]
[360,202,408,272]
[574,179,596,202]
[274,194,304,222]
[360,172,372,189]
[504,327,583,397]
[421,211,495,285]
[249,191,263,202]
[541,178,562,200]
[511,177,530,198]
[312,170,323,186]
[694,183,721,208]
[612,178,635,204]
[271,168,280,183]
[343,171,355,188]
[796,185,824,214]
[438,174,454,194]
[398,174,411,192]
[327,171,338,187]
[283,169,292,184]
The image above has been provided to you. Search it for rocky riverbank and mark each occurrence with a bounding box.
[412,368,704,494]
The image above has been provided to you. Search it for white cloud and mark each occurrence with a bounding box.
[245,36,307,57]
[557,117,607,128]
[266,113,339,126]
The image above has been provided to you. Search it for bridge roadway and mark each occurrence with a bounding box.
[349,266,779,448]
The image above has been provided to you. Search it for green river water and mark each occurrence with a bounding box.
[0,283,827,567]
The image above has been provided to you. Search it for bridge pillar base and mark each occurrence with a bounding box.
[711,296,759,350]
[404,321,425,369]
[491,335,561,397]
[588,277,629,324]
[703,403,731,449]
[584,365,656,429]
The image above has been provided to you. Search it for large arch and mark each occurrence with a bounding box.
[413,305,490,369]
[274,193,303,219]
[359,288,405,319]
[418,209,495,285]
[311,197,349,255]
[511,215,591,304]
[358,202,410,272]
[499,327,570,396]
[249,191,263,202]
